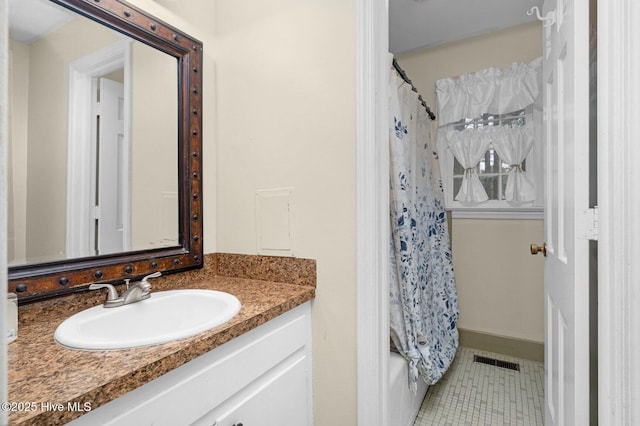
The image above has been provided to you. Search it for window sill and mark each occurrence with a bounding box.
[449,209,544,220]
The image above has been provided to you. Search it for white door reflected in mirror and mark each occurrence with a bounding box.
[96,77,127,255]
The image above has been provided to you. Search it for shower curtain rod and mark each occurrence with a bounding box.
[392,58,436,121]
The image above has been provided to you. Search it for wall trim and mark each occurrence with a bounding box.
[598,1,640,424]
[356,0,389,425]
[458,328,544,363]
[451,209,544,220]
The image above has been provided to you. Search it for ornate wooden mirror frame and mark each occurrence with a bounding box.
[9,0,204,302]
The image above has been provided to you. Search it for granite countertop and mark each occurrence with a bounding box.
[7,253,316,425]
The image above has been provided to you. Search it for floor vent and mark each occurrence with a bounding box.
[473,355,520,372]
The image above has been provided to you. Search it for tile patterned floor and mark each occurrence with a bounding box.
[413,347,544,426]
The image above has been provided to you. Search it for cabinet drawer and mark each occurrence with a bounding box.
[70,302,311,426]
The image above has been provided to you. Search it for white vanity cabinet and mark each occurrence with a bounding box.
[69,302,312,426]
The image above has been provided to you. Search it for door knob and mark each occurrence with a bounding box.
[530,243,547,256]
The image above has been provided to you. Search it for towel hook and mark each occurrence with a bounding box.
[527,6,556,27]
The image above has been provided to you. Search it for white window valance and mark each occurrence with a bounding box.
[436,58,542,126]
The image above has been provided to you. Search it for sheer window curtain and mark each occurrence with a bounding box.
[436,58,542,204]
[490,123,536,202]
[445,129,491,203]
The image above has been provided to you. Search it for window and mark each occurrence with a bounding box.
[453,147,527,202]
[435,59,544,219]
[437,107,543,218]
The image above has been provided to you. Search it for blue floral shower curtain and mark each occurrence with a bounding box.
[389,67,459,391]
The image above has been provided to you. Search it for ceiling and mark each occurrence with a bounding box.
[390,0,544,54]
[8,0,74,44]
[11,0,543,52]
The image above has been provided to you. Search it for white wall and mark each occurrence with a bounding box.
[213,1,357,424]
[397,22,545,343]
[452,219,544,341]
[130,43,178,250]
[126,1,359,424]
[7,39,29,264]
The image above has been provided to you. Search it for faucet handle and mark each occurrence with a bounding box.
[89,283,119,301]
[137,272,160,293]
[141,272,162,283]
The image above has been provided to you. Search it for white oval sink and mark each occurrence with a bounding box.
[54,290,241,350]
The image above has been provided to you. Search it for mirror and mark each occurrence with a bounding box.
[8,0,204,302]
[8,0,179,266]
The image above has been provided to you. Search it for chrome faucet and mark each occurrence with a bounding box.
[89,272,162,308]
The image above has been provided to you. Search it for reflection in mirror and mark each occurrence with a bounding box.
[8,0,203,301]
[8,0,178,267]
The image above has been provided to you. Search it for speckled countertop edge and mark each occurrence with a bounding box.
[7,254,316,425]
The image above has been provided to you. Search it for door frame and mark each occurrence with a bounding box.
[66,39,131,258]
[597,1,640,424]
[355,1,640,425]
[356,0,389,425]
[0,0,9,424]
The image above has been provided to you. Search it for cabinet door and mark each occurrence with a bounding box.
[196,355,310,426]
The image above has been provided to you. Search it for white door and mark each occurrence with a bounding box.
[541,0,590,424]
[96,77,127,254]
